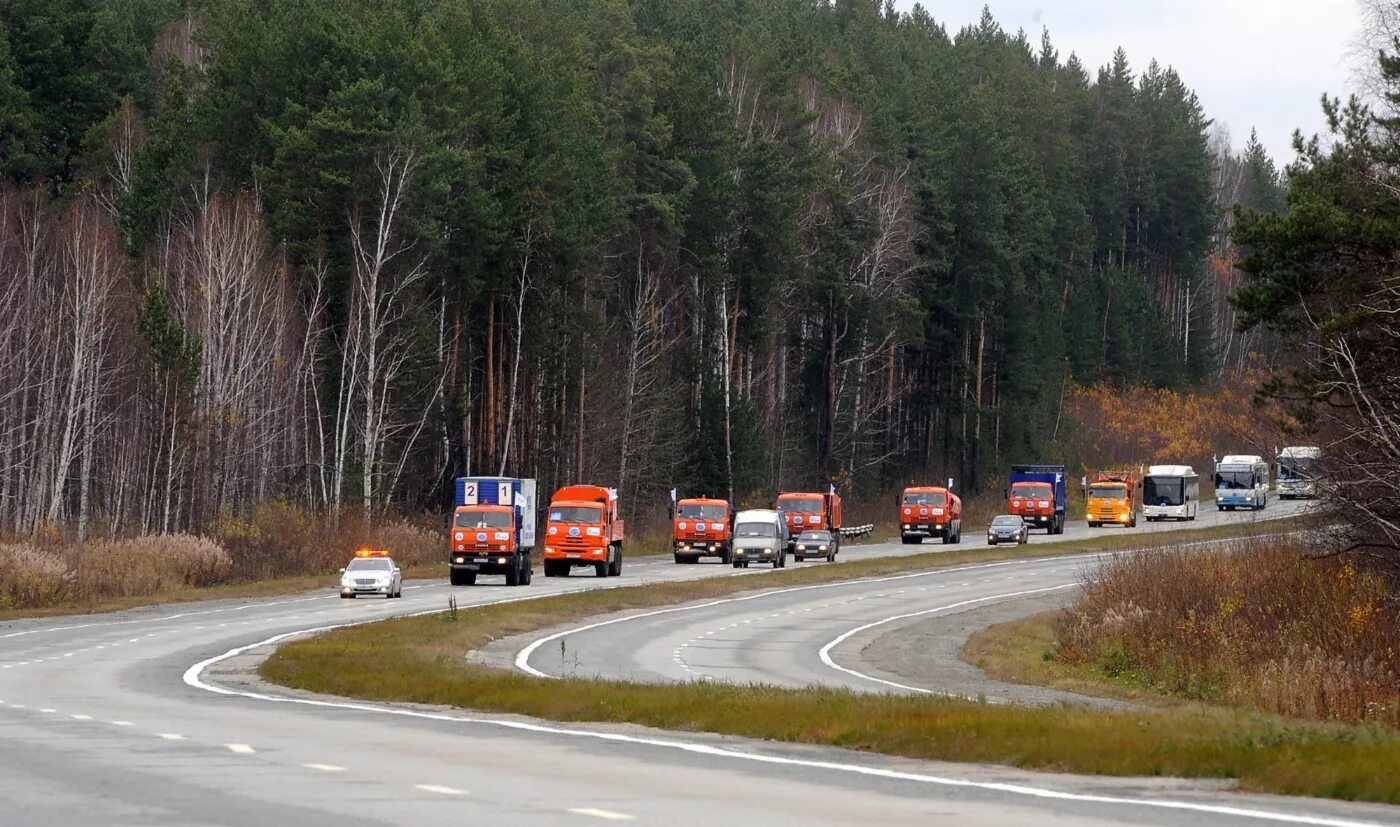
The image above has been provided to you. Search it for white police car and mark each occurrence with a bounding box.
[339,549,403,598]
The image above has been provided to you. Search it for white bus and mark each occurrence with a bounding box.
[1276,446,1320,499]
[1214,454,1269,511]
[1143,465,1200,522]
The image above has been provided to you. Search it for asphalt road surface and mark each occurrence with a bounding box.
[8,498,1390,827]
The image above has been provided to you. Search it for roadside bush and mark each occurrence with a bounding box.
[0,543,73,608]
[1055,540,1400,725]
[70,535,233,597]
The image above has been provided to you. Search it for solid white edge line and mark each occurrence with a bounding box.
[177,531,1381,827]
[815,585,1076,693]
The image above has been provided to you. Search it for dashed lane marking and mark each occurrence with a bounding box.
[568,808,636,821]
[304,763,347,772]
[415,784,466,796]
[157,733,184,741]
[226,744,256,754]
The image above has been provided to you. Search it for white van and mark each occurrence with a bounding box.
[731,509,788,569]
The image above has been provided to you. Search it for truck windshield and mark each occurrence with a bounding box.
[677,504,727,521]
[1088,484,1127,499]
[1011,484,1049,499]
[455,510,512,528]
[1143,478,1183,506]
[736,522,776,538]
[902,492,947,506]
[549,506,601,523]
[777,498,821,513]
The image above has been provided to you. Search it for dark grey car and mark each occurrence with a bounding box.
[986,514,1029,546]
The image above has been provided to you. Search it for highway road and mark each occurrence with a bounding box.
[6,498,1391,827]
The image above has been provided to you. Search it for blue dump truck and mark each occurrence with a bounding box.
[1007,464,1067,534]
[449,477,538,586]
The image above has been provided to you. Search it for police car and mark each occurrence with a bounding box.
[339,549,403,598]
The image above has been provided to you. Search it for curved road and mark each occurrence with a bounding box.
[5,500,1384,827]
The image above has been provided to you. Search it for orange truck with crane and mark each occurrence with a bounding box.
[898,485,963,544]
[775,490,842,556]
[542,485,625,577]
[1087,472,1138,528]
[671,495,734,564]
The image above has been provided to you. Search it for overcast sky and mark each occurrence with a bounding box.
[894,1,1364,164]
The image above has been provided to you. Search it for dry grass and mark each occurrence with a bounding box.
[263,539,1400,805]
[0,503,443,612]
[1054,540,1400,726]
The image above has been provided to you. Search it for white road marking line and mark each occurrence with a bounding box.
[817,584,1075,696]
[9,704,23,709]
[39,708,56,713]
[157,733,184,741]
[70,714,92,720]
[111,721,134,726]
[568,807,636,821]
[415,784,466,795]
[226,744,256,754]
[304,763,346,772]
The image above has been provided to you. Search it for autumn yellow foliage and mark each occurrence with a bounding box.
[1064,372,1285,474]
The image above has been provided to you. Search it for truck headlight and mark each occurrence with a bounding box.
[545,546,555,554]
[454,557,465,564]
[1245,494,1254,501]
[902,523,910,529]
[1119,513,1129,521]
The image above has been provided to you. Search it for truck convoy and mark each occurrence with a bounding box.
[1142,465,1199,522]
[1215,455,1269,511]
[1087,472,1138,528]
[776,491,842,555]
[1007,465,1066,534]
[1276,446,1320,499]
[898,485,963,544]
[449,476,537,586]
[543,485,625,577]
[672,496,734,564]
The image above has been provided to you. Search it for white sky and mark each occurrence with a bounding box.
[895,1,1364,164]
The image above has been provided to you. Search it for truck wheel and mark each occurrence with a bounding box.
[523,556,533,585]
[449,568,469,587]
[900,535,919,545]
[609,545,623,576]
[733,561,743,568]
[720,548,732,565]
[506,559,520,587]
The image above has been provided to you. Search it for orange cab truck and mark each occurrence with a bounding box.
[671,496,734,564]
[1008,464,1067,534]
[542,485,625,577]
[898,485,964,544]
[449,477,537,587]
[776,491,842,555]
[1087,473,1138,528]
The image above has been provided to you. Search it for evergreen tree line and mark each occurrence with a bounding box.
[0,0,1283,534]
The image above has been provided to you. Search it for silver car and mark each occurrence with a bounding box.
[986,515,1029,546]
[339,554,403,598]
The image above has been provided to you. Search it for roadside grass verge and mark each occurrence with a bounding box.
[257,517,1400,805]
[962,611,1190,707]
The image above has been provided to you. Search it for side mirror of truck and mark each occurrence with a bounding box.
[338,567,346,574]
